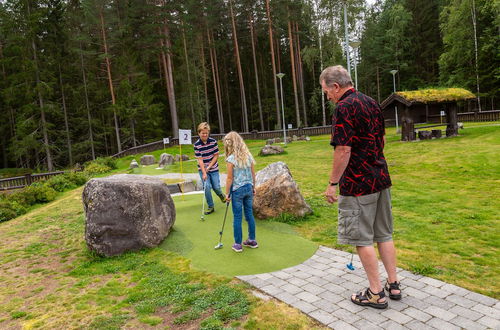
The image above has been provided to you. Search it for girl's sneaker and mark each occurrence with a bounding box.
[232,243,243,252]
[242,239,258,248]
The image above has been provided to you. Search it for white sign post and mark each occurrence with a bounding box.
[178,130,192,199]
[163,137,170,145]
[440,110,445,124]
[288,124,292,129]
[179,129,192,145]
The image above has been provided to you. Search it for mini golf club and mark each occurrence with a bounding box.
[214,198,230,250]
[200,180,206,221]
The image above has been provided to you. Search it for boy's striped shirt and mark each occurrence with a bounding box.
[194,137,219,172]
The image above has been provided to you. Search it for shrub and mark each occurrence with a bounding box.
[44,172,88,192]
[10,183,57,206]
[84,162,112,175]
[45,174,76,192]
[0,200,27,222]
[65,172,88,186]
[85,157,117,170]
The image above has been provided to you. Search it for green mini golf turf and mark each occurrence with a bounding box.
[159,193,318,277]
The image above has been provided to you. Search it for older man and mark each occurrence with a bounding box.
[320,65,401,309]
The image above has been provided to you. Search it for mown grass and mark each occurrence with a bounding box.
[0,189,324,329]
[117,122,499,298]
[0,122,498,328]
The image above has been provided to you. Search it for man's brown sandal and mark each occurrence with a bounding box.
[351,288,388,309]
[385,280,402,300]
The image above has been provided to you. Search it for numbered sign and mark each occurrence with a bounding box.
[179,129,192,145]
[163,137,170,145]
[287,124,292,129]
[440,110,445,116]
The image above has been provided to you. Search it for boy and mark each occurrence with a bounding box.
[194,122,226,214]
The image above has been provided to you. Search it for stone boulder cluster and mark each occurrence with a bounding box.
[129,153,189,169]
[82,174,176,257]
[266,135,310,145]
[261,135,310,156]
[253,162,312,219]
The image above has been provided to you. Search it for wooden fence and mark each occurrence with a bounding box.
[112,125,332,158]
[0,171,65,191]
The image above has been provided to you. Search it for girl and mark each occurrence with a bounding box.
[223,131,258,252]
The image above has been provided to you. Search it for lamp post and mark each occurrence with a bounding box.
[390,69,399,133]
[349,41,361,89]
[343,2,351,76]
[276,73,287,145]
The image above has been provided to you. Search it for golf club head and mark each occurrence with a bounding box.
[214,243,223,250]
[346,263,355,271]
[200,215,204,221]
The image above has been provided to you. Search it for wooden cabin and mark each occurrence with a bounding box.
[380,88,475,141]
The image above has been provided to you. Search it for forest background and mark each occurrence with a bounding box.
[0,0,498,171]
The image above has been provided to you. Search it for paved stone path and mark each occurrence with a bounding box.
[237,246,499,329]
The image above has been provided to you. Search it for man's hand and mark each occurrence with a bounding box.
[202,172,208,181]
[324,185,338,204]
[225,196,231,203]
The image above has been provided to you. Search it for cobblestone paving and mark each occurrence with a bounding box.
[237,246,500,329]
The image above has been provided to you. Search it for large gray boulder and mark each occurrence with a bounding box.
[259,145,285,156]
[140,155,156,166]
[82,174,176,257]
[253,162,312,219]
[159,153,174,167]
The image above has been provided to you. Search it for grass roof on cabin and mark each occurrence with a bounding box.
[396,88,475,103]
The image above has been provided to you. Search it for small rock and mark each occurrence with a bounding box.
[159,153,174,167]
[259,145,285,156]
[130,159,139,169]
[140,155,156,166]
[174,154,189,162]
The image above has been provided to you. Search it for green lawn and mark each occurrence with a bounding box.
[162,194,317,277]
[0,122,498,328]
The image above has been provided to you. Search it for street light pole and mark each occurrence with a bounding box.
[349,41,361,89]
[343,2,351,76]
[390,69,399,133]
[277,73,287,145]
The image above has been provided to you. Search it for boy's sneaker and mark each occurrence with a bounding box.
[204,207,214,215]
[218,193,226,203]
[242,239,258,248]
[232,243,243,252]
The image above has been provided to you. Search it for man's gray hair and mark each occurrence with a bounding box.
[319,65,353,88]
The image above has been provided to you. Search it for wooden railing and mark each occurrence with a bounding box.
[0,171,65,191]
[112,126,332,158]
[457,110,500,122]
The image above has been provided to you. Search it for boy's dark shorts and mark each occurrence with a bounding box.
[337,188,393,246]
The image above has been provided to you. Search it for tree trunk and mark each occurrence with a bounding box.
[163,24,179,137]
[99,10,121,153]
[182,27,196,131]
[471,0,481,111]
[1,134,7,168]
[376,66,381,103]
[229,0,248,132]
[319,32,326,126]
[58,64,73,166]
[249,14,264,131]
[1,40,16,136]
[79,41,95,160]
[295,22,308,127]
[208,29,224,133]
[288,20,301,128]
[200,37,210,122]
[265,0,281,129]
[130,118,136,147]
[223,59,233,131]
[30,32,53,170]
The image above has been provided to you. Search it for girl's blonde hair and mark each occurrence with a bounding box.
[223,131,255,168]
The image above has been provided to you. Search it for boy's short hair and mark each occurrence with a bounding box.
[197,122,210,133]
